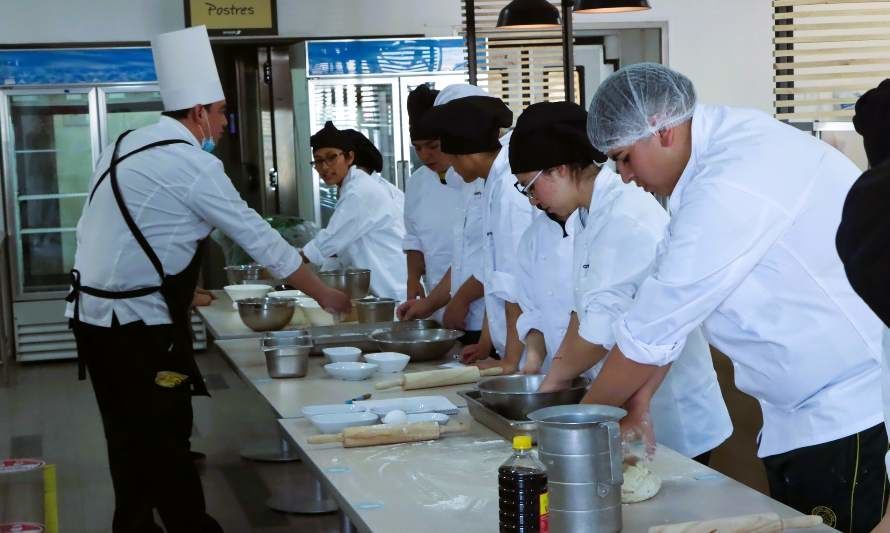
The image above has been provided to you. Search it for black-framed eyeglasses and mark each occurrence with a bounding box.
[513,169,544,199]
[312,151,345,169]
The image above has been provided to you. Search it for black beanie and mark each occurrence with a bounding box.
[854,79,890,167]
[420,96,513,155]
[310,121,354,153]
[344,129,383,173]
[407,84,440,141]
[509,101,606,174]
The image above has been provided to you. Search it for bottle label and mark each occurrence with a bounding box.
[540,491,550,533]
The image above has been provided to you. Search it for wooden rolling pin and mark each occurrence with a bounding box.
[307,421,467,448]
[375,366,505,390]
[649,513,823,533]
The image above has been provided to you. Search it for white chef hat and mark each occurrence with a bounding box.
[151,26,224,111]
[434,83,489,106]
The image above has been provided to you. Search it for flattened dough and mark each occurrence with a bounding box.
[622,463,661,504]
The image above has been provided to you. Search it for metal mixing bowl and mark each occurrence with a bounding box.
[478,374,590,421]
[368,328,463,362]
[354,297,396,323]
[237,297,296,331]
[224,264,270,285]
[318,268,371,299]
[393,319,440,331]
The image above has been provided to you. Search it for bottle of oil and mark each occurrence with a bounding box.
[498,435,549,532]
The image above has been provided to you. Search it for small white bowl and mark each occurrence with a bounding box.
[323,346,362,363]
[324,362,378,381]
[309,412,379,434]
[363,352,410,373]
[224,284,272,303]
[297,298,336,326]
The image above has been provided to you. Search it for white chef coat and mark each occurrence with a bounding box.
[515,211,576,373]
[403,166,464,303]
[65,116,301,327]
[573,166,732,458]
[451,177,486,331]
[613,104,884,457]
[479,132,536,355]
[303,166,408,301]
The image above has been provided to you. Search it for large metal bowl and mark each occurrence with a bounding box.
[353,297,396,323]
[478,374,590,421]
[224,264,270,285]
[369,328,463,362]
[237,297,296,332]
[318,268,371,299]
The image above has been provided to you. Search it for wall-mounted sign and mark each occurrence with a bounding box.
[184,0,278,37]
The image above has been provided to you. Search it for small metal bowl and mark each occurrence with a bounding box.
[353,297,397,323]
[264,347,310,378]
[237,297,296,332]
[478,374,590,421]
[369,328,463,362]
[318,268,371,299]
[392,319,440,331]
[224,264,269,285]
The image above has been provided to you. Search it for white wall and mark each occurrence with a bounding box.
[574,0,774,112]
[0,0,462,43]
[0,0,772,111]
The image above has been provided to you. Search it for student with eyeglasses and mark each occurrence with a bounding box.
[301,122,408,301]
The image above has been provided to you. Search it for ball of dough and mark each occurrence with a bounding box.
[622,463,661,504]
[382,409,407,425]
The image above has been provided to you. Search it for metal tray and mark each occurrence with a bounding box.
[307,320,438,355]
[458,390,538,444]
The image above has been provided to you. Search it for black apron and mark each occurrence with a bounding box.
[67,130,210,397]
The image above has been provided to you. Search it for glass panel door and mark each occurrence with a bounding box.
[98,86,163,147]
[1,89,98,297]
[308,78,401,227]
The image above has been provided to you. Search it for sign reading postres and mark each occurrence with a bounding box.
[184,0,278,37]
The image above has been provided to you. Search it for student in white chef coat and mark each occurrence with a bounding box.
[399,84,464,321]
[398,84,488,343]
[516,101,731,462]
[65,27,350,531]
[301,122,408,301]
[422,95,536,371]
[573,63,885,530]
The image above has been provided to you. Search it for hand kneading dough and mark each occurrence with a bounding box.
[622,463,661,503]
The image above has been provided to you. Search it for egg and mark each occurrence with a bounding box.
[382,409,407,425]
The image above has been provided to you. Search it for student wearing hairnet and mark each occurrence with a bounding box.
[513,102,731,463]
[553,63,885,530]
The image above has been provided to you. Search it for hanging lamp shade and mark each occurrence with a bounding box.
[573,0,651,13]
[496,0,561,29]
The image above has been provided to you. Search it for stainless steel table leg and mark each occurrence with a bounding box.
[266,475,338,514]
[240,433,300,462]
[339,510,358,533]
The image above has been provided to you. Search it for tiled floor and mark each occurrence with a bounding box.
[0,346,340,532]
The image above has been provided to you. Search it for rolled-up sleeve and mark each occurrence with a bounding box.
[616,178,791,366]
[302,189,374,266]
[187,159,301,278]
[515,225,544,341]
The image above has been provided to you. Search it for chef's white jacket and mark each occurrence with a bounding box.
[479,133,536,355]
[303,167,408,301]
[613,104,884,457]
[65,116,301,326]
[515,211,576,374]
[574,166,732,458]
[403,166,464,304]
[450,177,486,331]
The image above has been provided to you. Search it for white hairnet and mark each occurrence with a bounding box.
[434,83,489,106]
[587,63,697,154]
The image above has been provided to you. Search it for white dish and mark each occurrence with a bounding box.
[323,346,362,363]
[301,404,360,417]
[353,395,459,415]
[224,284,272,303]
[309,412,379,434]
[324,362,378,381]
[363,352,410,373]
[298,298,336,326]
[404,412,450,425]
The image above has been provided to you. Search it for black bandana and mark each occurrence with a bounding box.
[854,79,890,167]
[310,121,354,153]
[407,84,440,141]
[509,101,606,174]
[345,129,383,173]
[419,96,513,155]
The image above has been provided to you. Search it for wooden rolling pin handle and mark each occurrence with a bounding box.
[375,377,405,390]
[480,367,505,377]
[439,422,468,436]
[781,516,823,530]
[307,433,344,445]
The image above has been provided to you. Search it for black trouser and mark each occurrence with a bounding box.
[762,423,888,533]
[73,319,222,533]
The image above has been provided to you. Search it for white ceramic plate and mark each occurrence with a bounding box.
[403,412,450,424]
[353,395,459,415]
[363,352,410,373]
[309,412,379,434]
[324,362,378,381]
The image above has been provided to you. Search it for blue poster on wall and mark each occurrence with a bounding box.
[308,38,470,76]
[0,48,157,86]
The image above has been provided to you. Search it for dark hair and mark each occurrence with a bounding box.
[161,104,211,120]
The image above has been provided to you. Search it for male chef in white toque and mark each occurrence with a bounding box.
[66,26,349,531]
